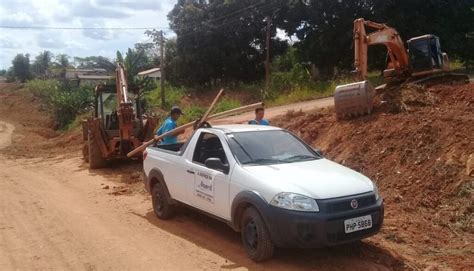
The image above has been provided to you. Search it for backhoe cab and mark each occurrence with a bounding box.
[334,18,467,119]
[82,63,157,169]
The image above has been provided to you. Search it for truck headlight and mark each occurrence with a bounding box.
[373,183,380,201]
[270,193,319,212]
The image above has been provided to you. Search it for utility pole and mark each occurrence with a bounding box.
[160,30,166,108]
[265,15,271,93]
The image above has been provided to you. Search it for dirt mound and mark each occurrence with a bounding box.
[274,83,474,269]
[375,84,438,113]
[0,85,82,159]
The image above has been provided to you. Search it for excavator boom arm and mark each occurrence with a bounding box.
[353,18,410,81]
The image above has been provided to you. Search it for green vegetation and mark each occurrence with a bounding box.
[268,84,335,107]
[147,87,242,126]
[25,79,93,130]
[214,97,241,113]
[6,1,471,131]
[178,105,206,126]
[144,84,186,110]
[162,0,473,86]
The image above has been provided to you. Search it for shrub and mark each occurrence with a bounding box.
[25,79,59,99]
[48,87,93,129]
[25,79,93,129]
[144,84,186,110]
[178,105,206,125]
[214,97,241,113]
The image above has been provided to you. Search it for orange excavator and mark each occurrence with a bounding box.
[334,18,468,119]
[82,63,157,168]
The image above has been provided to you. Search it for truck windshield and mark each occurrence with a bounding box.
[227,130,320,165]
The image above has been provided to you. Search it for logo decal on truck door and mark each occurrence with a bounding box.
[195,171,215,203]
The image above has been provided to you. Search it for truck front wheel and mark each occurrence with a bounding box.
[241,207,274,262]
[151,181,175,219]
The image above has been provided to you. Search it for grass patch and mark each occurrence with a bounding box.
[177,105,206,125]
[25,79,93,129]
[214,97,241,112]
[266,79,349,107]
[267,85,334,106]
[144,84,186,110]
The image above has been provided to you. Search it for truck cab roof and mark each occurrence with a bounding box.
[209,124,281,133]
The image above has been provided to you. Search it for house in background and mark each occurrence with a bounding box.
[65,68,113,87]
[137,67,161,82]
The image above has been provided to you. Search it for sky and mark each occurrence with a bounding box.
[0,0,177,69]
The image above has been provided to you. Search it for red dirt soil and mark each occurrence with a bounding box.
[274,83,474,270]
[0,83,83,159]
[1,82,473,269]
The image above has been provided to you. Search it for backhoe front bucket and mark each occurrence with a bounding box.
[334,80,375,119]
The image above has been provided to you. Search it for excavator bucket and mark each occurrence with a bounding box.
[334,80,375,119]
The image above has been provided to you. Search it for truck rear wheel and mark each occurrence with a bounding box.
[88,132,107,169]
[152,181,175,219]
[241,207,274,262]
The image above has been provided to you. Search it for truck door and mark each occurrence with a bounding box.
[187,132,231,219]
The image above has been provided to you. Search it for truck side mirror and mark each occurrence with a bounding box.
[205,158,229,174]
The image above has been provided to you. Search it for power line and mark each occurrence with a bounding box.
[173,2,280,40]
[0,25,170,30]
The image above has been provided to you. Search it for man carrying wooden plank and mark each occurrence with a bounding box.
[156,106,185,144]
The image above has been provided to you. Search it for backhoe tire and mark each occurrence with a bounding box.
[241,207,274,262]
[82,144,89,163]
[88,132,107,169]
[151,181,175,219]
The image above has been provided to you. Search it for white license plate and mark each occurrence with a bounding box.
[344,215,372,233]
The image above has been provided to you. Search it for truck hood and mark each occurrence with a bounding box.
[242,158,374,199]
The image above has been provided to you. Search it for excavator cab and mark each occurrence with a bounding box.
[407,35,449,75]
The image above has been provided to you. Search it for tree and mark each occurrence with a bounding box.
[165,0,288,86]
[56,54,70,68]
[11,53,31,82]
[116,45,154,85]
[55,54,70,79]
[281,0,474,77]
[32,51,53,78]
[375,0,474,68]
[73,56,115,72]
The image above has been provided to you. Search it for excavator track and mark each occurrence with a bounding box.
[407,73,470,87]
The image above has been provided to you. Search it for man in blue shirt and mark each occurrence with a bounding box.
[156,106,184,144]
[248,107,269,125]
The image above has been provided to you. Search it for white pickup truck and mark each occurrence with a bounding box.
[143,125,384,262]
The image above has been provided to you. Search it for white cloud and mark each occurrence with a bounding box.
[0,0,176,69]
[94,0,162,11]
[71,0,132,19]
[0,37,21,49]
[37,32,65,48]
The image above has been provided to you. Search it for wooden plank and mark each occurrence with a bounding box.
[198,88,224,126]
[126,101,263,158]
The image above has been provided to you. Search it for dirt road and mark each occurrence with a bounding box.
[0,120,404,270]
[214,97,334,124]
[0,87,407,270]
